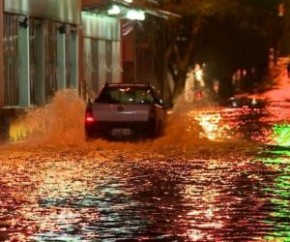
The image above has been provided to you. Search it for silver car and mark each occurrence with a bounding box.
[85,83,167,139]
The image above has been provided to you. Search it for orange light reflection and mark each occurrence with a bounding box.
[187,109,233,141]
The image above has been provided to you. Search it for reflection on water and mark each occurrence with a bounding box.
[191,107,271,143]
[0,91,289,241]
[1,148,288,241]
[191,103,290,148]
[258,148,290,241]
[272,124,290,147]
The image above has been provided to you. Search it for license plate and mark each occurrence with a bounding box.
[111,128,132,137]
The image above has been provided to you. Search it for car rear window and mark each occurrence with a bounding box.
[96,86,155,104]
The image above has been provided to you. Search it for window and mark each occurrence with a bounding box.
[97,87,154,104]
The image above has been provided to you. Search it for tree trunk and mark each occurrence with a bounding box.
[169,17,202,103]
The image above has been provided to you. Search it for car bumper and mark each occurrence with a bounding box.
[85,120,157,137]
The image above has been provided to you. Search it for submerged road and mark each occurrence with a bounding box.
[0,98,289,241]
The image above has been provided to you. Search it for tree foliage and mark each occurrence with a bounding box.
[138,0,282,103]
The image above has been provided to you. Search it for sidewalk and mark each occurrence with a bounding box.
[260,57,290,102]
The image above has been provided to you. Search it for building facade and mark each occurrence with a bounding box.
[0,0,122,111]
[0,0,124,140]
[0,0,175,141]
[81,12,121,99]
[1,0,81,108]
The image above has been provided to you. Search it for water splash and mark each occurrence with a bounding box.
[2,90,258,153]
[9,89,86,147]
[5,91,216,150]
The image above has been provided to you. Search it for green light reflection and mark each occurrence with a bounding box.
[272,124,290,147]
[260,149,290,241]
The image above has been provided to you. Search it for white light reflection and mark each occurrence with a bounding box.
[187,110,232,141]
[183,167,226,241]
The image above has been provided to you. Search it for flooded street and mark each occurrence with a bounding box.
[0,91,290,241]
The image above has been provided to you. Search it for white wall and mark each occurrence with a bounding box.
[4,0,81,24]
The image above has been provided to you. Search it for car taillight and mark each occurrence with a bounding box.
[85,108,95,123]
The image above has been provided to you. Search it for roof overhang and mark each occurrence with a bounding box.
[82,0,180,20]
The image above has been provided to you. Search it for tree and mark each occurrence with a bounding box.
[141,0,281,103]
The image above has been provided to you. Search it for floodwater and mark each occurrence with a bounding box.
[0,90,289,241]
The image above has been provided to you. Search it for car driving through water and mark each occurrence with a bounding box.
[85,82,167,139]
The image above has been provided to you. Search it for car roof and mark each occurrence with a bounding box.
[104,82,154,88]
